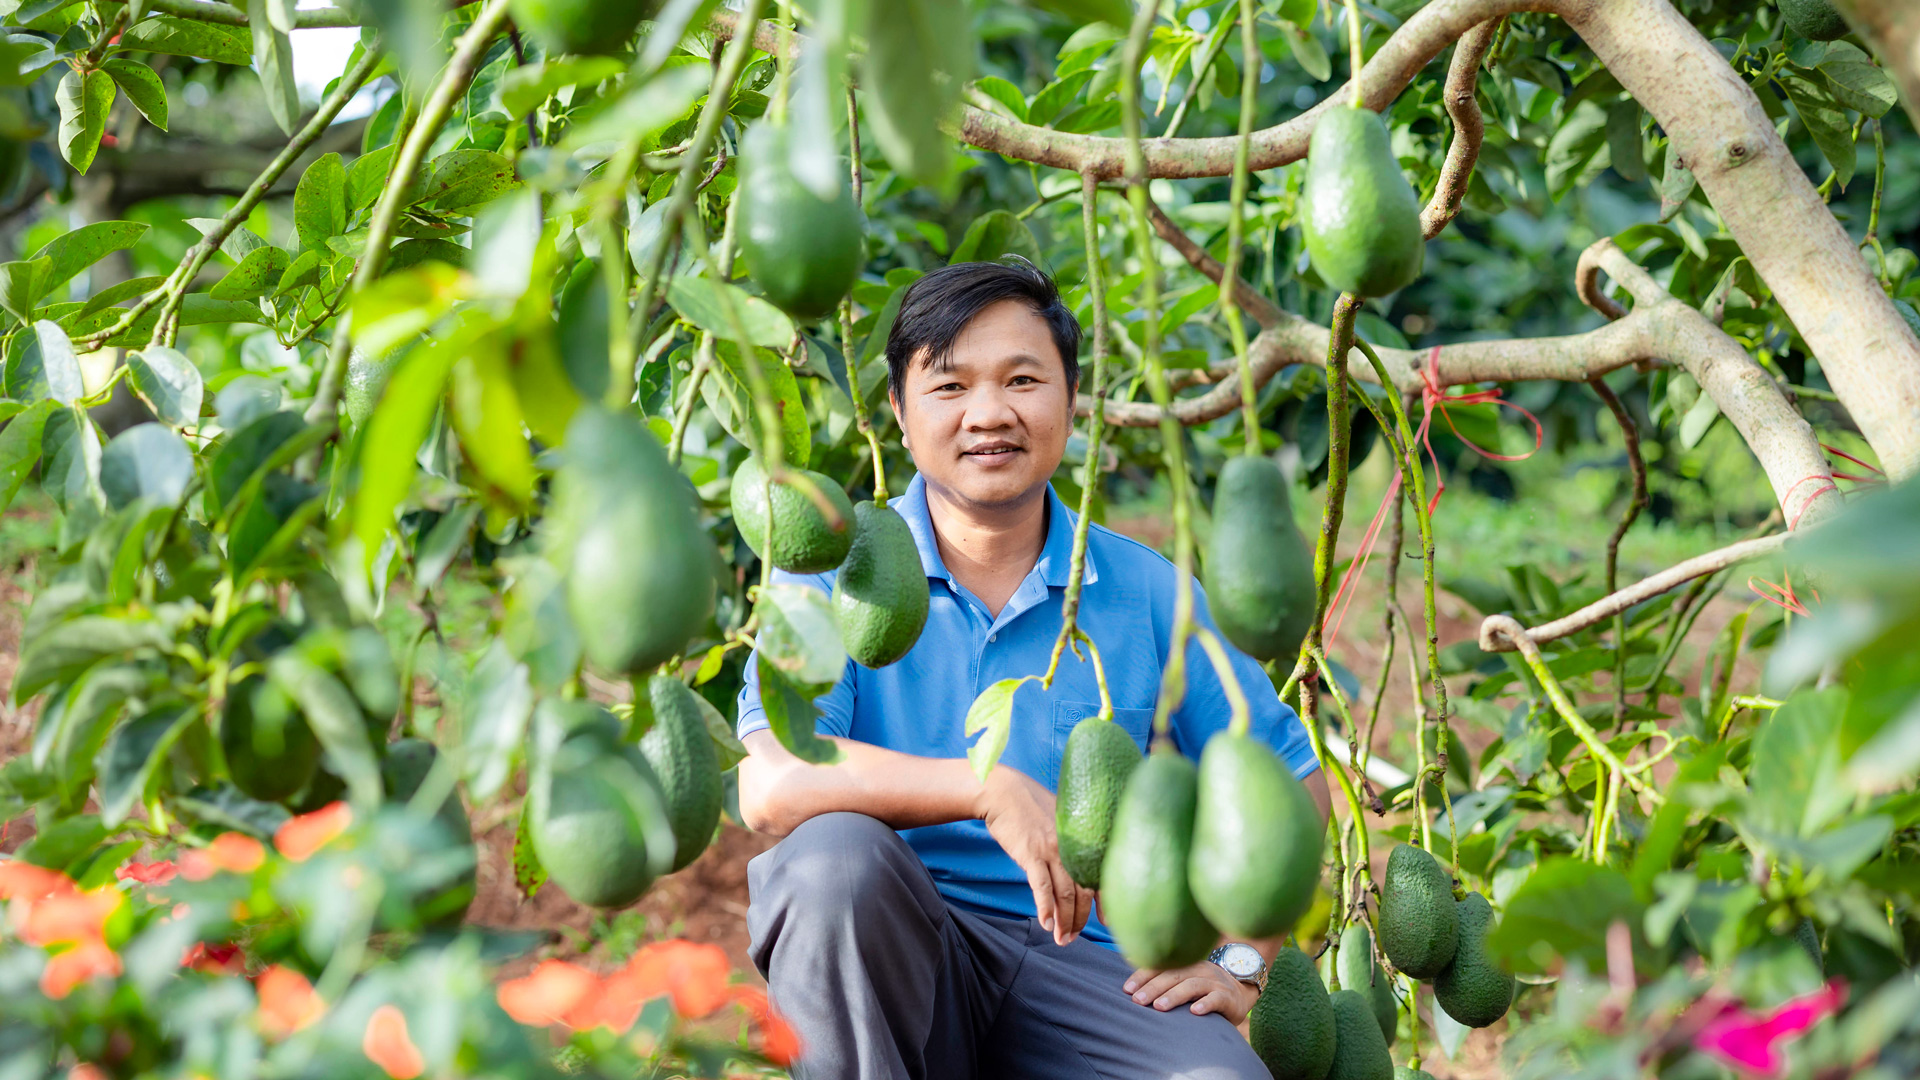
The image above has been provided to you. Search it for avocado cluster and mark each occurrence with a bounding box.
[1376,844,1515,1028]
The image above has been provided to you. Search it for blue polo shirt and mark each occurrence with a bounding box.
[736,473,1319,948]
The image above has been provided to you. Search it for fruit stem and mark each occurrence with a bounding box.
[1221,0,1262,458]
[838,87,889,505]
[1495,615,1664,808]
[1297,673,1372,895]
[1589,376,1646,729]
[1344,0,1365,110]
[1041,171,1113,694]
[1122,0,1201,737]
[1196,629,1251,737]
[772,0,793,125]
[308,0,515,427]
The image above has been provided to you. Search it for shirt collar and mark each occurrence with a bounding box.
[893,474,1099,591]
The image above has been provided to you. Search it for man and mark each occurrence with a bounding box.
[735,260,1331,1080]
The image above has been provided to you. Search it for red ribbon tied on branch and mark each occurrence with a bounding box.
[1324,347,1545,652]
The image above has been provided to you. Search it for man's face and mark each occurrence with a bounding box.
[893,299,1074,512]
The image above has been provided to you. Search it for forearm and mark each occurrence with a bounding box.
[737,730,985,836]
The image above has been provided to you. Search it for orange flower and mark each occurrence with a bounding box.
[41,940,122,999]
[728,985,801,1067]
[115,860,178,886]
[625,940,731,1019]
[181,834,266,880]
[496,959,598,1028]
[579,965,655,1033]
[181,942,245,975]
[14,887,123,947]
[256,965,325,1039]
[0,861,76,900]
[66,1064,108,1080]
[362,1004,425,1080]
[276,803,352,862]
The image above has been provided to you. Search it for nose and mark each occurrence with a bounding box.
[961,384,1019,432]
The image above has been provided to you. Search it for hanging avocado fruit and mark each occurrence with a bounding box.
[738,123,867,321]
[221,676,321,803]
[1377,844,1459,979]
[832,501,930,668]
[528,701,677,909]
[1205,455,1314,662]
[1301,105,1424,298]
[731,455,857,573]
[1433,892,1516,1028]
[1777,0,1849,40]
[382,738,477,928]
[1250,946,1338,1080]
[637,675,724,872]
[1326,988,1396,1080]
[1188,731,1323,938]
[507,0,660,57]
[549,407,714,676]
[1336,922,1399,1046]
[1056,715,1142,889]
[1099,747,1219,970]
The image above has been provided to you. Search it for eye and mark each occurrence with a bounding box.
[932,381,965,393]
[1009,375,1039,386]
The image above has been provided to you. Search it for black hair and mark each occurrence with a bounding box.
[883,259,1081,409]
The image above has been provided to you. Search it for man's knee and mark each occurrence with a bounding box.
[750,812,941,925]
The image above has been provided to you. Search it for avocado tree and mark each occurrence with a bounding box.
[0,0,1916,1076]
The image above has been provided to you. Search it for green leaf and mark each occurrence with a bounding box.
[207,409,304,512]
[964,676,1035,782]
[118,16,252,64]
[247,0,299,134]
[447,337,537,507]
[1545,100,1610,202]
[1818,43,1897,118]
[1027,0,1132,28]
[666,275,796,349]
[348,261,463,358]
[16,815,107,872]
[275,248,325,297]
[99,422,193,508]
[344,144,393,212]
[0,399,55,513]
[5,320,84,404]
[0,256,49,320]
[351,330,460,564]
[951,209,1043,264]
[558,60,709,150]
[96,703,194,826]
[461,641,533,803]
[414,501,478,590]
[1628,744,1726,900]
[1659,146,1696,221]
[707,340,811,468]
[209,245,292,301]
[971,75,1028,122]
[31,221,150,295]
[756,584,845,689]
[101,58,167,131]
[512,798,545,897]
[1484,856,1644,976]
[55,67,114,175]
[1279,22,1330,83]
[1748,687,1848,837]
[267,652,380,807]
[1605,100,1645,182]
[172,783,291,839]
[860,0,975,184]
[1677,387,1720,450]
[1780,71,1857,188]
[691,689,747,771]
[14,614,175,704]
[1027,69,1094,128]
[500,56,626,119]
[294,152,348,250]
[756,652,842,764]
[418,149,520,214]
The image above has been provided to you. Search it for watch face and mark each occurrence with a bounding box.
[1215,944,1263,979]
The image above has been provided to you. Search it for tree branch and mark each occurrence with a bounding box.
[1419,19,1496,239]
[1478,533,1787,652]
[97,0,358,28]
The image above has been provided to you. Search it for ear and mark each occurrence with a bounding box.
[890,393,910,451]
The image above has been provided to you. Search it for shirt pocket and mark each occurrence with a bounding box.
[1048,701,1154,790]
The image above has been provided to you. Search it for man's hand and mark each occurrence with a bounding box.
[1122,960,1259,1025]
[973,764,1091,946]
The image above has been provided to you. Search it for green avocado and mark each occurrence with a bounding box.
[221,676,321,803]
[1378,844,1459,979]
[1433,892,1515,1028]
[1187,730,1324,938]
[508,0,659,57]
[528,701,677,908]
[1336,922,1399,1046]
[1098,747,1219,970]
[1250,945,1338,1080]
[731,454,857,573]
[1777,0,1849,40]
[549,407,714,676]
[1056,715,1142,889]
[737,122,867,320]
[637,675,723,872]
[831,501,930,668]
[1326,988,1395,1080]
[381,738,476,927]
[343,346,398,430]
[1205,455,1315,663]
[1393,1068,1439,1080]
[1301,105,1424,298]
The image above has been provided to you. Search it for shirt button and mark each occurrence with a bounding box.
[1067,708,1082,720]
[989,634,997,643]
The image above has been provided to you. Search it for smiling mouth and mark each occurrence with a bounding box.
[964,445,1023,457]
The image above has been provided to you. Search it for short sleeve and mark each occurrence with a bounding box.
[735,570,857,740]
[1170,576,1320,779]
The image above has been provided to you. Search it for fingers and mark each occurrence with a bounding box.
[1125,969,1188,1007]
[1025,862,1059,940]
[1144,977,1220,1013]
[1065,878,1095,938]
[1049,860,1081,945]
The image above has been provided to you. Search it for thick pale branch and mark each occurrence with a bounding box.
[1420,20,1496,239]
[99,0,358,27]
[958,0,1550,179]
[1478,533,1787,652]
[1580,239,1842,530]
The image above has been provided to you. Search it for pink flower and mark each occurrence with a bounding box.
[1694,980,1848,1077]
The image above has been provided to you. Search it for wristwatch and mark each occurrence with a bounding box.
[1208,943,1267,990]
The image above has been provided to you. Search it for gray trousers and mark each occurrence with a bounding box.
[746,812,1267,1080]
